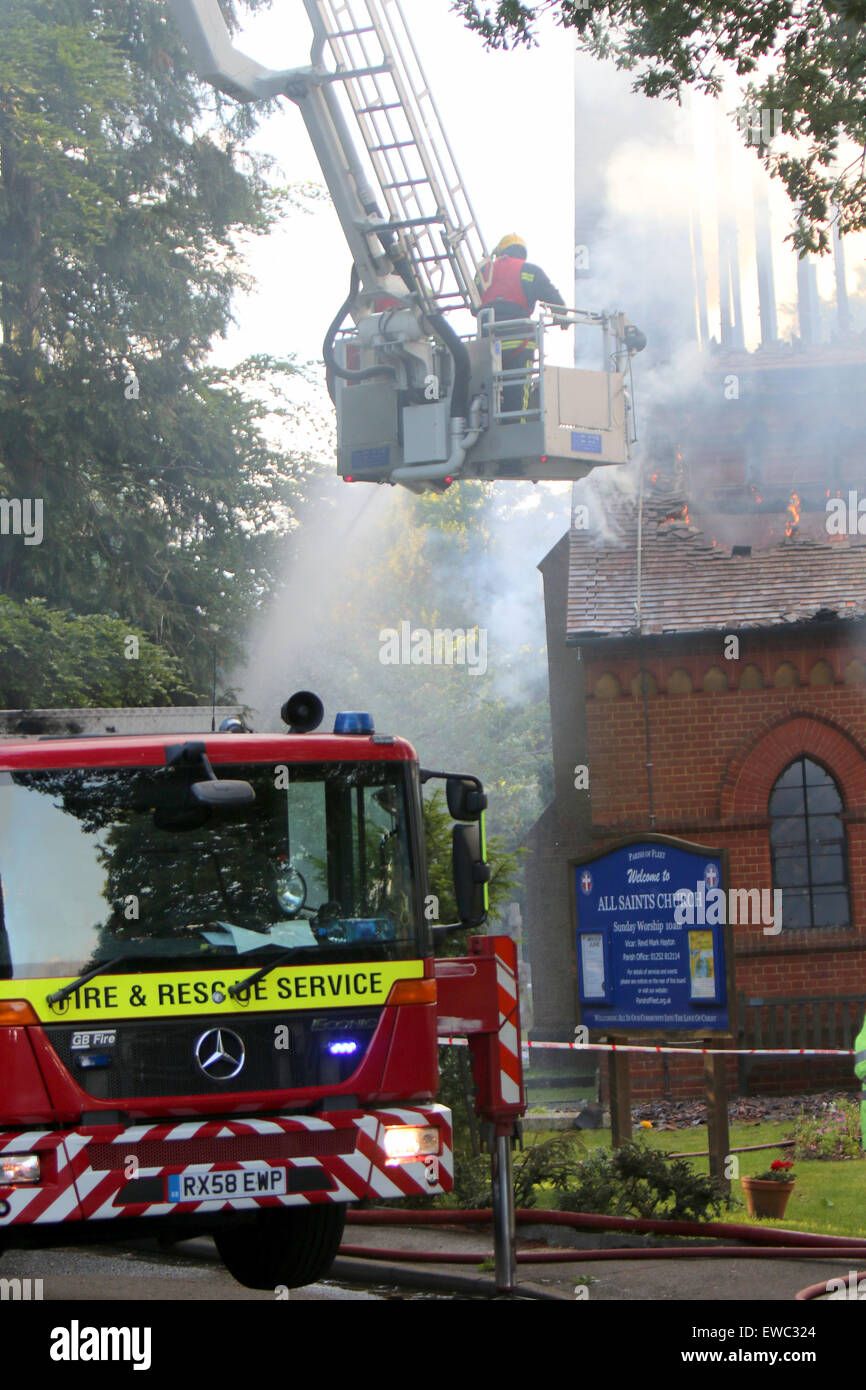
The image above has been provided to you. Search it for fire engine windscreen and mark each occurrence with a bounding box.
[0,762,419,978]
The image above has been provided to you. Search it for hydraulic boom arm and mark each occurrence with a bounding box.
[170,0,644,490]
[170,0,485,314]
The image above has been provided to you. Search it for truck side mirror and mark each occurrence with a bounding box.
[452,822,490,927]
[446,776,487,823]
[191,779,255,807]
[166,740,256,808]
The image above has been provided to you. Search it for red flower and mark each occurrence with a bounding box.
[770,1159,793,1171]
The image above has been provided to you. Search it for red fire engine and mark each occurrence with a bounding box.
[0,697,524,1290]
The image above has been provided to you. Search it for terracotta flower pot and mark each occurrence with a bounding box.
[741,1176,795,1219]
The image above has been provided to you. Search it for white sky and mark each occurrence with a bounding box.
[210,0,577,372]
[208,1,864,385]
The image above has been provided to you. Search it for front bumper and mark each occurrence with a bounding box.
[0,1105,452,1228]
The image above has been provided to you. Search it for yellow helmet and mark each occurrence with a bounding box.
[494,233,527,257]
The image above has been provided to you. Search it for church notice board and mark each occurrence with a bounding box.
[571,835,735,1038]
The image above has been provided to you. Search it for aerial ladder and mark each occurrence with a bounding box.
[171,0,644,491]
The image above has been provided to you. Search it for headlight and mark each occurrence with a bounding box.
[0,1154,40,1184]
[382,1125,440,1164]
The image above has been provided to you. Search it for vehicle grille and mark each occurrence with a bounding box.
[44,1010,380,1100]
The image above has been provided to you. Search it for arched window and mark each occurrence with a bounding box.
[769,758,850,929]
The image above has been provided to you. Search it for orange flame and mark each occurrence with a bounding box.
[785,492,801,537]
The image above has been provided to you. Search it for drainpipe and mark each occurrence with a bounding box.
[636,468,656,828]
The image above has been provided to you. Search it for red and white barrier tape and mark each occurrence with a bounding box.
[439,1037,854,1058]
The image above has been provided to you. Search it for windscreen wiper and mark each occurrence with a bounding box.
[228,946,297,1000]
[47,955,138,1007]
[227,932,392,998]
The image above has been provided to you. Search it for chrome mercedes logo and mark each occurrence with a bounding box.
[194,1027,245,1081]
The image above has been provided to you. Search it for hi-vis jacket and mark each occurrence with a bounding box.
[475,252,565,355]
[475,253,565,321]
[854,1013,866,1145]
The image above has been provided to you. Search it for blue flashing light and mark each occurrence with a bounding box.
[334,711,374,735]
[328,1040,359,1057]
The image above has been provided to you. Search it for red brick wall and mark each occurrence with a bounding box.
[599,1053,858,1103]
[584,626,866,1098]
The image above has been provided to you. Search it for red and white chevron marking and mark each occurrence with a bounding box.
[495,938,522,1108]
[0,1133,80,1225]
[0,1106,452,1227]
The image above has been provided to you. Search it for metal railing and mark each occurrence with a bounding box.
[474,309,546,425]
[474,304,632,432]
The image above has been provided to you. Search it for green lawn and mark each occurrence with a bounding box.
[525,1120,866,1239]
[525,1084,596,1106]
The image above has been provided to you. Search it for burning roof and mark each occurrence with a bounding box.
[567,489,866,641]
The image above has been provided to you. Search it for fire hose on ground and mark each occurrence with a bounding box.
[795,1272,866,1301]
[427,943,864,1298]
[337,1207,866,1301]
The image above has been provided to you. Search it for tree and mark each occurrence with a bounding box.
[452,0,866,253]
[0,597,192,706]
[0,0,313,697]
[423,788,523,933]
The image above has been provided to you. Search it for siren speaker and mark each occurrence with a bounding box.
[281,691,324,734]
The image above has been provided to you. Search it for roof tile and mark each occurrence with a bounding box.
[567,492,866,639]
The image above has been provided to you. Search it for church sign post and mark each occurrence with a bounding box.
[571,835,734,1190]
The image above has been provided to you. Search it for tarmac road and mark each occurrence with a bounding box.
[1,1225,859,1302]
[336,1220,864,1301]
[0,1242,384,1301]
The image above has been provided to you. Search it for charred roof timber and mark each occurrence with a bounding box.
[567,493,866,641]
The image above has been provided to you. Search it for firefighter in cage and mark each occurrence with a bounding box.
[475,234,567,414]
